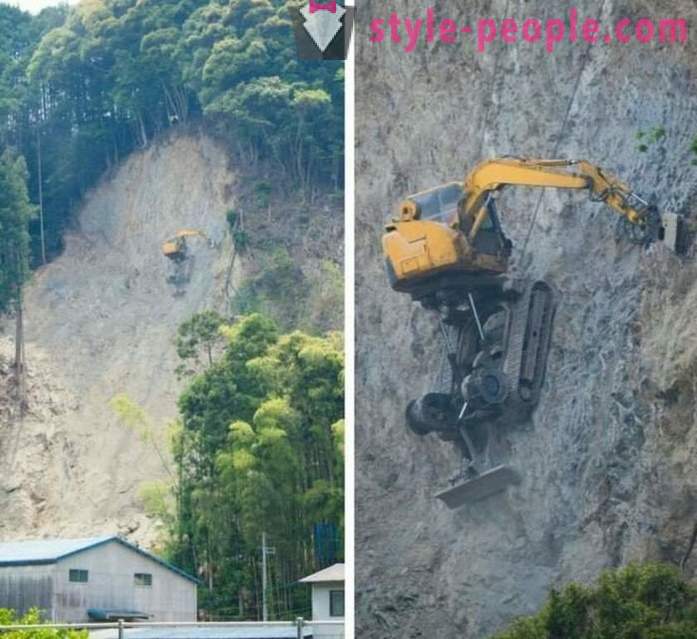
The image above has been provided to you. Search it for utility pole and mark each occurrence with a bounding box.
[261,532,275,622]
[36,127,46,265]
[14,253,26,416]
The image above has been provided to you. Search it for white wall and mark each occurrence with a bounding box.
[310,581,344,639]
[54,540,197,622]
[311,581,344,621]
[310,622,344,639]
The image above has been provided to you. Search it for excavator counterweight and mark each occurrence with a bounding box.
[384,157,685,509]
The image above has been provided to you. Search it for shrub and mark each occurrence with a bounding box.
[254,181,273,208]
[0,608,88,639]
[233,229,249,252]
[493,563,697,639]
[226,208,239,230]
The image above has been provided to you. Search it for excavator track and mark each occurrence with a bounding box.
[433,280,556,509]
[501,280,557,414]
[405,278,557,509]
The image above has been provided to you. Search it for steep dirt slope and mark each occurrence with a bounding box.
[356,1,697,636]
[0,132,239,543]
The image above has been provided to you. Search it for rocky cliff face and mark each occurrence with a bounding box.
[0,130,342,547]
[356,1,697,636]
[0,133,239,544]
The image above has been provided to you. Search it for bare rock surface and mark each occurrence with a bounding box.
[356,1,697,636]
[0,132,239,544]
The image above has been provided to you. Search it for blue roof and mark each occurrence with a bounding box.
[0,536,112,564]
[124,629,312,639]
[0,536,199,584]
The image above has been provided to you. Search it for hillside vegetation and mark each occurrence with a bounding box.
[110,312,344,619]
[0,0,343,263]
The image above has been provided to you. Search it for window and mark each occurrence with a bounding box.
[69,569,88,583]
[329,589,344,617]
[134,573,153,587]
[412,183,463,223]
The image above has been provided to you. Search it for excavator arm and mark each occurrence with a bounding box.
[385,156,680,298]
[172,229,208,240]
[460,158,656,241]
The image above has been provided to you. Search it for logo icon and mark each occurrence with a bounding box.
[301,1,345,52]
[291,1,354,60]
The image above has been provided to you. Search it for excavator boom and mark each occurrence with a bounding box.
[461,158,654,241]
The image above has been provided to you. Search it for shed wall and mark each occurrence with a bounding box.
[0,565,54,619]
[53,541,196,622]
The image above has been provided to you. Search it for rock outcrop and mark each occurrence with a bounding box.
[0,133,239,544]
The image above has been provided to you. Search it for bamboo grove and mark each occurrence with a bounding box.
[114,313,345,619]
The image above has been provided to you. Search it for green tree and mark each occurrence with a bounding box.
[0,0,343,271]
[493,563,697,639]
[0,151,33,313]
[175,309,227,377]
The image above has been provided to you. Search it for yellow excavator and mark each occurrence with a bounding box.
[382,157,683,508]
[162,229,208,262]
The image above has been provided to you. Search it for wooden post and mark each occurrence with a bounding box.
[14,290,25,414]
[37,128,46,265]
[262,532,268,622]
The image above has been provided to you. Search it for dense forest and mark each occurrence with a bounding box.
[0,0,343,267]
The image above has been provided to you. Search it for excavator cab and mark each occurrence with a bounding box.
[403,182,512,251]
[462,197,513,261]
[162,237,188,262]
[401,182,462,223]
[384,184,512,302]
[162,229,208,263]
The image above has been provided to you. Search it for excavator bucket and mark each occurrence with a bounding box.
[435,465,520,509]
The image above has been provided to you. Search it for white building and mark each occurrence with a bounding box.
[299,564,344,639]
[0,536,198,622]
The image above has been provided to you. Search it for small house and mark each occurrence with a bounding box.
[0,535,197,622]
[299,564,344,639]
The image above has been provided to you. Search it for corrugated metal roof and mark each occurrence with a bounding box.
[299,563,344,583]
[0,536,199,584]
[0,536,113,564]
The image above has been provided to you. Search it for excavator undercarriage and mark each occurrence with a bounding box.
[406,277,557,507]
